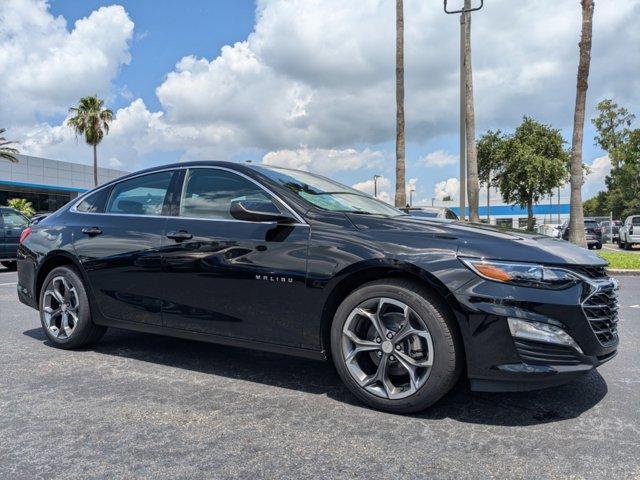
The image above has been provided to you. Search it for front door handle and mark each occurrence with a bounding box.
[81,227,102,236]
[166,230,193,241]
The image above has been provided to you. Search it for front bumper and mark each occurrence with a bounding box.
[451,274,618,392]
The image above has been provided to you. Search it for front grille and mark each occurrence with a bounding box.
[514,339,582,366]
[582,281,619,345]
[567,265,607,279]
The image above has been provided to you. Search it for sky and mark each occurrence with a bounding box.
[1,0,639,205]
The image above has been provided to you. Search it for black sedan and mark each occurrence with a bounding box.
[16,162,619,413]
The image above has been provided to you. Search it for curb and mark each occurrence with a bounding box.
[607,269,640,276]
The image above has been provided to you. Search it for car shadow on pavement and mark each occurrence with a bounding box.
[24,326,608,427]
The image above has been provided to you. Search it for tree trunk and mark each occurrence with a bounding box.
[92,143,98,187]
[568,0,594,247]
[394,0,406,208]
[527,198,534,232]
[464,0,480,223]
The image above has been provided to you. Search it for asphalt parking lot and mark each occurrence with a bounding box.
[1,267,639,479]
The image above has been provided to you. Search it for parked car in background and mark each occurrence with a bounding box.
[405,206,459,221]
[16,162,618,413]
[618,215,640,250]
[561,218,603,249]
[600,220,622,244]
[0,207,30,270]
[536,223,563,238]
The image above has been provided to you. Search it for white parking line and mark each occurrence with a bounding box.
[0,282,17,287]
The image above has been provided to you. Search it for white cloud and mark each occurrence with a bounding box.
[418,150,457,167]
[3,0,639,194]
[434,177,460,201]
[262,147,383,175]
[352,175,391,203]
[583,155,612,199]
[0,1,134,124]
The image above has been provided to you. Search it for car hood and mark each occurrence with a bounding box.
[346,214,606,267]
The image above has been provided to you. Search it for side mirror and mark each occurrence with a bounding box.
[229,199,296,224]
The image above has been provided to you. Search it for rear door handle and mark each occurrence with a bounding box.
[81,227,102,236]
[166,230,193,241]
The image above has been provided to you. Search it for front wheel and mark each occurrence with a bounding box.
[331,279,462,413]
[39,266,107,349]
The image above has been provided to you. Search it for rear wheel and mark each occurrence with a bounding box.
[331,279,461,413]
[1,261,17,270]
[39,266,106,349]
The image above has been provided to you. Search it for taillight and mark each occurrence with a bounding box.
[19,226,32,244]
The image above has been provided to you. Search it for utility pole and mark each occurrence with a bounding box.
[409,188,415,207]
[444,0,484,221]
[557,186,561,224]
[373,174,381,198]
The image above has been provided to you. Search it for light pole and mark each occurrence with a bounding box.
[444,0,484,221]
[373,174,381,198]
[431,197,435,206]
[409,188,415,207]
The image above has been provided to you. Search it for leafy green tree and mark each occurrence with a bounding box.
[477,130,502,221]
[6,198,35,218]
[591,99,635,168]
[588,99,639,220]
[481,118,569,231]
[583,191,608,217]
[0,128,19,163]
[67,96,113,186]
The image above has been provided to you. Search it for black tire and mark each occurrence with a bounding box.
[618,239,625,249]
[39,266,106,349]
[1,261,17,270]
[331,279,462,414]
[595,243,602,250]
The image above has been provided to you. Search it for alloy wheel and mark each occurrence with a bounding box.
[42,276,80,339]
[341,297,434,399]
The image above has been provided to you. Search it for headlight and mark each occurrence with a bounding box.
[460,257,580,289]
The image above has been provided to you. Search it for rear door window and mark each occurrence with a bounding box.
[107,171,173,216]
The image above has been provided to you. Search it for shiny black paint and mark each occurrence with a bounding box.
[17,161,617,392]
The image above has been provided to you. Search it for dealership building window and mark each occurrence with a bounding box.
[0,154,129,213]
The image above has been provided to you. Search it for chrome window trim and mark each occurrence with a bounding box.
[69,165,309,227]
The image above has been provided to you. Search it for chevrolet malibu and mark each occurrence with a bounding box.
[16,162,619,413]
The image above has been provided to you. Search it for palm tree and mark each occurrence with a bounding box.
[0,128,19,163]
[394,0,406,208]
[568,0,595,247]
[464,0,480,222]
[67,96,113,186]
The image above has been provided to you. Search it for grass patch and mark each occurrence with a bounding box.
[598,250,640,270]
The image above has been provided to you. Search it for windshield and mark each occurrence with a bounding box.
[410,210,438,218]
[254,166,405,217]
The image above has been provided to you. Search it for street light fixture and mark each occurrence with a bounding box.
[373,174,381,198]
[443,0,484,222]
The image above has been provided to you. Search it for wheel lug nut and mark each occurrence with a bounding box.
[396,345,402,351]
[375,337,381,343]
[389,355,395,361]
[377,351,382,357]
[387,333,393,339]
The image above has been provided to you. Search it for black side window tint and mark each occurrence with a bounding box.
[76,188,111,213]
[180,169,278,220]
[107,172,173,216]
